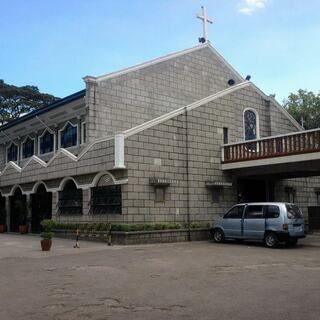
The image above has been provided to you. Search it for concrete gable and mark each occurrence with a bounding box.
[86,45,244,140]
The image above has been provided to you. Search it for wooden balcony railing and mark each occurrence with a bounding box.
[222,128,320,163]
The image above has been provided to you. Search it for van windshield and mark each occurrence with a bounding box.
[286,204,303,219]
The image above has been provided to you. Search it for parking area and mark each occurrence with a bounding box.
[0,234,320,320]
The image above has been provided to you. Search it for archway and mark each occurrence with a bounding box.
[58,180,83,215]
[10,187,27,232]
[31,183,52,233]
[90,173,122,214]
[0,193,6,230]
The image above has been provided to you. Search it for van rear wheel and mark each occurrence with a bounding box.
[212,229,225,243]
[264,232,279,248]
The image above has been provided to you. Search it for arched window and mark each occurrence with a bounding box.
[244,109,259,141]
[22,137,35,159]
[60,123,77,148]
[58,180,82,215]
[90,174,122,214]
[7,143,18,162]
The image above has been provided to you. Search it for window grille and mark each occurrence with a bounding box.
[58,181,82,215]
[91,185,122,214]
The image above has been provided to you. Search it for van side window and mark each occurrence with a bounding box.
[244,205,264,219]
[224,205,244,219]
[266,205,280,219]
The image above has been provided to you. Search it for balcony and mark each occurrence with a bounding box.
[221,128,320,179]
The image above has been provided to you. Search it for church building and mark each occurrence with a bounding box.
[1,10,320,232]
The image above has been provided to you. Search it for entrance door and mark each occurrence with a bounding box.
[238,179,272,203]
[10,188,27,232]
[308,207,320,232]
[243,204,265,239]
[31,184,52,233]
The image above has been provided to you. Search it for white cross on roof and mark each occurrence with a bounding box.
[196,6,213,43]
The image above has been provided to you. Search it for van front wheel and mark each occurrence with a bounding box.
[212,229,225,243]
[264,232,279,248]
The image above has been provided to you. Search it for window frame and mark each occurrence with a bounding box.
[244,205,265,219]
[6,142,19,163]
[224,205,245,219]
[90,185,122,214]
[81,121,86,145]
[223,127,228,144]
[58,121,78,149]
[243,108,260,141]
[38,129,55,155]
[21,136,35,159]
[58,180,83,215]
[265,205,280,219]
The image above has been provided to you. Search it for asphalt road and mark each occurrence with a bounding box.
[0,234,319,320]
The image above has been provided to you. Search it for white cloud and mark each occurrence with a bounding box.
[238,0,268,15]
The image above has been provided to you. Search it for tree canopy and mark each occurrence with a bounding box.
[0,80,59,126]
[283,89,320,130]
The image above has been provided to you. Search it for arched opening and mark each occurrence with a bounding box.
[0,192,6,231]
[90,174,122,214]
[10,187,27,232]
[58,180,83,215]
[31,183,52,233]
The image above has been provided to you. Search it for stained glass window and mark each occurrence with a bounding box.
[60,123,77,148]
[244,110,257,141]
[22,138,34,158]
[7,143,18,161]
[40,131,54,154]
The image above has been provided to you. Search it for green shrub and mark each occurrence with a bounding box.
[40,231,54,239]
[51,221,202,232]
[40,219,55,232]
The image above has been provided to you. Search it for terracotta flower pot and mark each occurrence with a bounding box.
[41,239,52,251]
[19,225,28,234]
[0,224,6,233]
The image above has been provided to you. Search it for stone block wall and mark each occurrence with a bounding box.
[86,46,243,141]
[123,85,319,224]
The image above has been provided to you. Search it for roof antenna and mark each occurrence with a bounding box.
[197,6,213,43]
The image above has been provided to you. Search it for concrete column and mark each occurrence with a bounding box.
[5,196,10,231]
[26,194,32,232]
[51,192,59,219]
[82,189,90,216]
[77,116,81,147]
[114,133,125,169]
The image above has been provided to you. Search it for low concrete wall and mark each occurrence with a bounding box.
[53,228,211,245]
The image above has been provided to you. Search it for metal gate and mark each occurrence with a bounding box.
[308,206,320,231]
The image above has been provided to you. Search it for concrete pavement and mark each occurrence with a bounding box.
[0,234,319,320]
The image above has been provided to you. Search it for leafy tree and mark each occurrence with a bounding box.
[0,80,59,125]
[283,89,320,130]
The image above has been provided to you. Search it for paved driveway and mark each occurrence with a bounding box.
[0,234,319,320]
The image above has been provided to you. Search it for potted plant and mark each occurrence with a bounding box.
[0,209,6,233]
[40,219,55,251]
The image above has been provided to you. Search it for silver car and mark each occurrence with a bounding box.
[211,202,305,248]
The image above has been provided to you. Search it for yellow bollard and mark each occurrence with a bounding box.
[73,229,80,248]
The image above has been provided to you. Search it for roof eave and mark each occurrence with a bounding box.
[0,89,86,131]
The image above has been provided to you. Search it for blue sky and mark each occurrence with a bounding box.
[1,0,320,102]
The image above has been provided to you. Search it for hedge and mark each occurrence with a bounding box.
[51,221,210,232]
